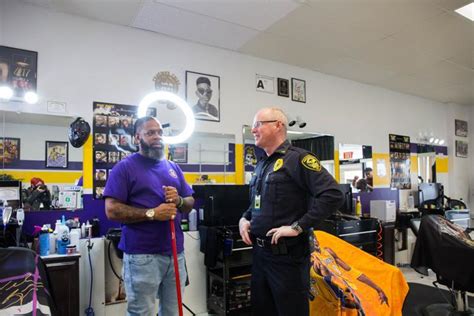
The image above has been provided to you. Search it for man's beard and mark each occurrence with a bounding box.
[140,139,164,160]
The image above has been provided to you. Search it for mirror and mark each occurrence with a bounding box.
[0,111,83,211]
[183,131,235,184]
[416,144,436,184]
[242,125,335,183]
[338,143,373,192]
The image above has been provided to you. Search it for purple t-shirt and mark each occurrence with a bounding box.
[103,153,193,255]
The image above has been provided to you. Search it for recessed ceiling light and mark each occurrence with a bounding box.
[455,2,474,21]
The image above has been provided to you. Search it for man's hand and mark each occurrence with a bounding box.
[163,186,180,206]
[239,218,252,245]
[266,226,299,244]
[154,203,177,221]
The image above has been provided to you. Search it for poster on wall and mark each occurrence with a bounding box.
[186,71,220,122]
[92,101,156,199]
[455,119,468,137]
[0,46,38,99]
[45,141,68,168]
[455,140,468,158]
[168,143,188,163]
[244,144,265,172]
[0,137,20,164]
[389,134,411,189]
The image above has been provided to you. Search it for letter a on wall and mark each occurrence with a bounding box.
[256,74,275,94]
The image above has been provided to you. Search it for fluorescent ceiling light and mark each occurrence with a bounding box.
[455,2,474,21]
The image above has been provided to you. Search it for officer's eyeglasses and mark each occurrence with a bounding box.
[252,120,279,129]
[142,129,163,137]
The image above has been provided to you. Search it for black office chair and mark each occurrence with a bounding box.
[411,215,474,316]
[0,247,56,315]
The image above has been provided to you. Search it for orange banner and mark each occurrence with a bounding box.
[309,231,408,316]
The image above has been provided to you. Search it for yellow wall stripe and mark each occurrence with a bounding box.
[235,143,244,184]
[410,155,418,173]
[372,153,390,187]
[334,150,340,183]
[436,156,449,173]
[2,170,82,184]
[184,173,236,184]
[83,135,93,189]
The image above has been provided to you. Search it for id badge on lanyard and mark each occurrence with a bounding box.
[254,195,261,211]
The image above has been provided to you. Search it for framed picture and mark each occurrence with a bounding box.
[186,71,220,122]
[0,46,38,100]
[291,78,306,103]
[45,141,68,168]
[0,137,20,163]
[169,143,188,163]
[455,140,468,158]
[455,119,468,137]
[277,78,289,97]
[256,74,275,94]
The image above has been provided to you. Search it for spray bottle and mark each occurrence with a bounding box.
[355,196,362,217]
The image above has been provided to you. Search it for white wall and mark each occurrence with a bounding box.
[1,1,471,202]
[2,122,82,161]
[0,0,4,43]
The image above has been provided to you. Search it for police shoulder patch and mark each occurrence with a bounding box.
[301,154,321,172]
[273,158,284,171]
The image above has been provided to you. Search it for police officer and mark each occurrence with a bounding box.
[239,107,344,316]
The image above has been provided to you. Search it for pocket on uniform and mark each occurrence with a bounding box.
[265,171,291,201]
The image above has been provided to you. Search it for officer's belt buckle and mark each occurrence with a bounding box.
[256,237,266,248]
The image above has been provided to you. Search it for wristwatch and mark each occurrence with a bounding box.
[291,221,303,234]
[145,208,155,221]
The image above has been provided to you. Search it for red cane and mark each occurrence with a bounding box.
[170,219,184,316]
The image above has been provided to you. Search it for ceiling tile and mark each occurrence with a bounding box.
[154,0,301,31]
[240,32,340,70]
[348,36,442,76]
[410,60,474,86]
[428,0,472,12]
[51,0,142,25]
[133,1,259,51]
[315,57,397,85]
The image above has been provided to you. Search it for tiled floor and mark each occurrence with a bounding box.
[401,266,437,287]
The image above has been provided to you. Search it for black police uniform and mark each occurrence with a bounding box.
[242,140,344,316]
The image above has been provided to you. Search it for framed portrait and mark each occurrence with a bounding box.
[455,119,468,137]
[0,46,38,100]
[186,71,220,122]
[455,140,468,158]
[0,137,20,163]
[45,141,68,168]
[291,78,306,103]
[169,143,188,163]
[277,78,289,97]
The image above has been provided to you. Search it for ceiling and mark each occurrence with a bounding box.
[21,0,474,106]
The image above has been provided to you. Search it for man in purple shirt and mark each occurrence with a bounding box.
[104,116,194,316]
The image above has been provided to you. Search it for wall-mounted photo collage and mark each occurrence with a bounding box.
[389,134,411,189]
[92,101,156,199]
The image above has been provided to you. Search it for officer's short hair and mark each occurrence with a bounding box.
[268,107,288,132]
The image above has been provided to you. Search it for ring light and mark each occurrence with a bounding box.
[137,91,195,144]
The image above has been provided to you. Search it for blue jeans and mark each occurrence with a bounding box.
[123,252,187,316]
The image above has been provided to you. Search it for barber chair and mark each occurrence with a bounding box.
[0,247,56,315]
[411,215,474,316]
